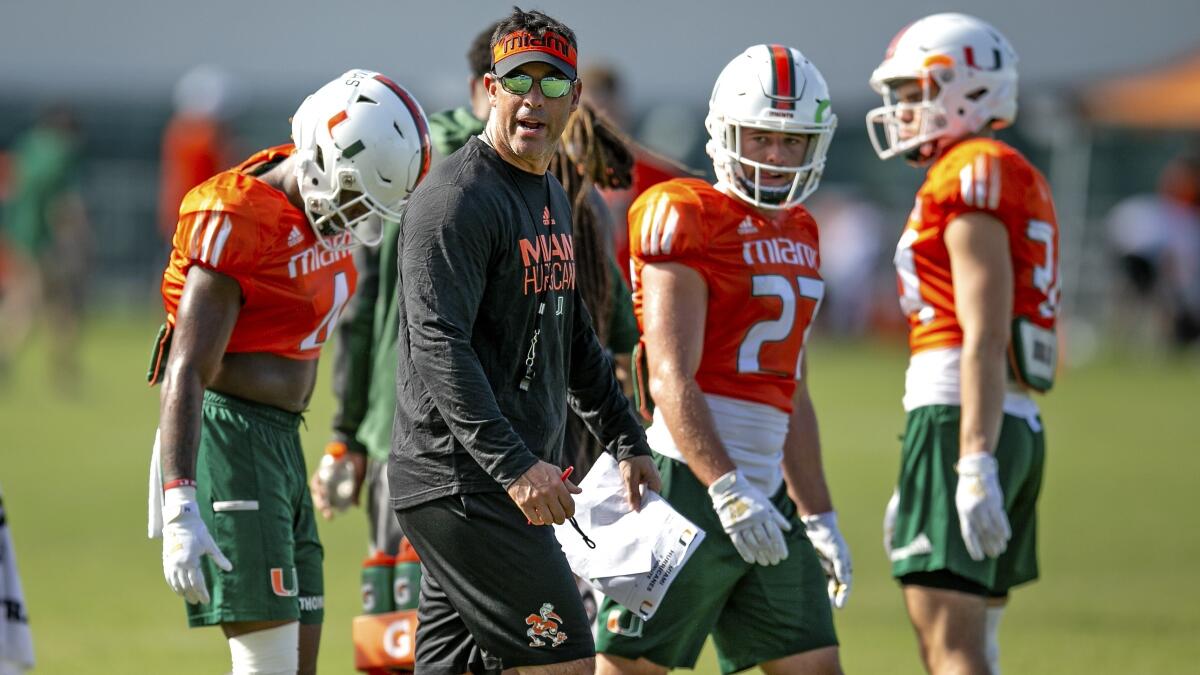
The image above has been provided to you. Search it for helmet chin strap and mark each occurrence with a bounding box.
[735,173,790,205]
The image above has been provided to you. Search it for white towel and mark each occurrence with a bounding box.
[0,485,35,672]
[147,429,164,539]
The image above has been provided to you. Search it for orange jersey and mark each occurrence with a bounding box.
[160,145,357,360]
[630,179,822,414]
[895,138,1060,355]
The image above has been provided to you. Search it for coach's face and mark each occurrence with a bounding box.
[485,61,581,174]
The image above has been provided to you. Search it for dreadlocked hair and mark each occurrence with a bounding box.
[548,102,634,343]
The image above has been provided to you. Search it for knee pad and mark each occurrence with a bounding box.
[228,622,299,675]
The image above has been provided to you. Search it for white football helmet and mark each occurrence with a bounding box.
[867,13,1018,162]
[705,45,837,210]
[291,69,431,251]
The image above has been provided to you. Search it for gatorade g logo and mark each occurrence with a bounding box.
[362,583,377,612]
[270,567,299,597]
[383,616,415,660]
[394,577,413,607]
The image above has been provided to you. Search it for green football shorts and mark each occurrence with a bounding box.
[185,390,324,627]
[595,453,837,674]
[889,404,1045,594]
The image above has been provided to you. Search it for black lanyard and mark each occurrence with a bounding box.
[498,160,554,392]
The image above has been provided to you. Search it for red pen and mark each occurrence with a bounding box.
[527,466,575,525]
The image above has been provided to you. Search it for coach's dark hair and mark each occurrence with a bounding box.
[491,6,577,52]
[468,21,502,78]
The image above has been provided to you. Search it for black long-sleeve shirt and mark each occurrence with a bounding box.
[389,136,650,509]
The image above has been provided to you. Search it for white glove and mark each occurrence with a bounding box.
[708,470,791,566]
[161,486,233,604]
[802,511,853,609]
[882,488,900,559]
[955,453,1011,561]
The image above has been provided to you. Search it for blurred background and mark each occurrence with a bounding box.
[1,0,1198,673]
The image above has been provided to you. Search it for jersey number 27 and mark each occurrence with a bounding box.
[737,274,824,378]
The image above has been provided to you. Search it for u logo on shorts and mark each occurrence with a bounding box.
[270,567,298,597]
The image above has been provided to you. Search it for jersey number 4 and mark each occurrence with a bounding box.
[300,271,350,350]
[737,274,824,378]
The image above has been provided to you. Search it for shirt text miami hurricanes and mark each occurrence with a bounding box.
[519,233,576,295]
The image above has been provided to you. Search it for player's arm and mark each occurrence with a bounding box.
[159,265,241,484]
[157,265,240,603]
[642,261,790,566]
[312,243,376,518]
[782,355,851,607]
[640,261,733,483]
[945,211,1014,560]
[328,242,378,455]
[781,356,832,515]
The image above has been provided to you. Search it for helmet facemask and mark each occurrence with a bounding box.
[711,119,834,209]
[866,75,951,164]
[866,13,1019,164]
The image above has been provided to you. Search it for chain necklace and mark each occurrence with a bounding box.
[487,133,556,392]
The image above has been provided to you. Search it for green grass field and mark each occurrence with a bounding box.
[2,312,1198,674]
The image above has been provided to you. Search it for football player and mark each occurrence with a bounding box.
[595,45,849,675]
[867,13,1060,675]
[148,69,430,675]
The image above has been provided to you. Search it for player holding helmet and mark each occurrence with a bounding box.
[595,44,849,675]
[147,69,430,675]
[868,13,1059,674]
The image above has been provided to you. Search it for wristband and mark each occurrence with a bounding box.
[163,478,197,491]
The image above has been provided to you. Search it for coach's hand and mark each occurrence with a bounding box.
[161,486,233,605]
[708,470,791,566]
[955,452,1011,561]
[803,511,853,609]
[507,460,582,526]
[619,455,662,511]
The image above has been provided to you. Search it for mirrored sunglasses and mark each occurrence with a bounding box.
[497,73,575,98]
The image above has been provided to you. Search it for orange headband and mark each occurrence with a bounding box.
[492,30,578,79]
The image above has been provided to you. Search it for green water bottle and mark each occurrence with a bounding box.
[393,538,422,611]
[361,551,396,614]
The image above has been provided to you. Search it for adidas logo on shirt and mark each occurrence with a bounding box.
[288,226,305,248]
[737,217,757,236]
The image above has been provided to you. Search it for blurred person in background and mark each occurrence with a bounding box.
[146,69,430,675]
[427,21,501,158]
[867,13,1060,674]
[0,104,88,393]
[596,44,849,675]
[579,63,701,286]
[549,101,641,477]
[1105,150,1200,351]
[159,65,239,245]
[806,186,886,337]
[579,63,631,130]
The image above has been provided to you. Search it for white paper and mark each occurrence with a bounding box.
[554,454,704,620]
